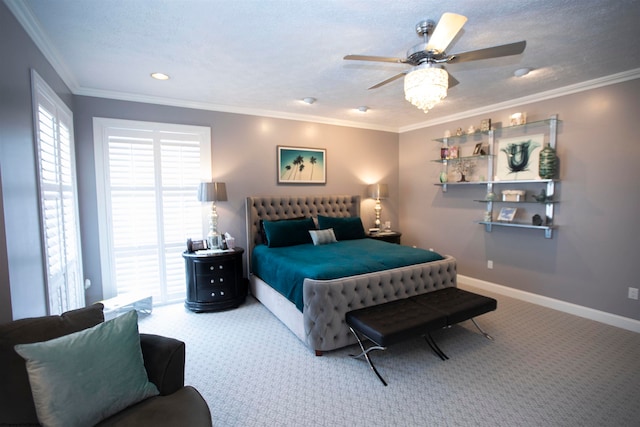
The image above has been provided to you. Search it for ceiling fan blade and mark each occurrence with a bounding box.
[426,12,467,53]
[368,72,407,90]
[344,54,406,64]
[448,40,526,64]
[448,72,459,89]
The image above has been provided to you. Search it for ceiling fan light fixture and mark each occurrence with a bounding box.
[404,64,448,113]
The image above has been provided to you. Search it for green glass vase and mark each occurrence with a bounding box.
[538,143,557,179]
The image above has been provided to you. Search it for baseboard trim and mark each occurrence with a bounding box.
[458,275,640,334]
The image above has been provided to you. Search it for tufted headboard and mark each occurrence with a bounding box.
[245,195,360,271]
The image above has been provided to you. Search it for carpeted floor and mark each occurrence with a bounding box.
[138,286,640,427]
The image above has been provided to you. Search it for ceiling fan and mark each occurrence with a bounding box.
[344,13,526,112]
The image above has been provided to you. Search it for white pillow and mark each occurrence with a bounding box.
[309,228,338,245]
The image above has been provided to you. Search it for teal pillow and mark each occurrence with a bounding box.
[263,217,315,247]
[14,310,158,427]
[317,215,366,240]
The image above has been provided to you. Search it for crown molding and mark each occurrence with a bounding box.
[399,68,640,133]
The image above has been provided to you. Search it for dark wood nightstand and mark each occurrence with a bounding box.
[183,248,247,312]
[368,231,402,244]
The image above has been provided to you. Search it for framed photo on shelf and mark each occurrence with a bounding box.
[480,119,491,132]
[495,134,544,181]
[473,143,483,155]
[277,145,326,184]
[497,207,518,222]
[480,143,490,155]
[448,146,459,159]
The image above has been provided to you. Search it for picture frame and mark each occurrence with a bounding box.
[495,134,544,181]
[497,207,518,222]
[277,145,326,184]
[480,119,491,132]
[480,143,490,155]
[448,146,459,159]
[473,143,483,156]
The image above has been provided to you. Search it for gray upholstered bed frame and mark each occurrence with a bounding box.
[245,195,457,355]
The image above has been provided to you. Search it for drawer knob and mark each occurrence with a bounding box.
[210,279,214,284]
[220,278,224,282]
[211,292,215,297]
[209,266,214,271]
[219,265,224,269]
[220,291,225,296]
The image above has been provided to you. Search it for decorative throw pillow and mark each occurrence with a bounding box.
[309,228,337,246]
[317,215,366,240]
[0,303,105,426]
[259,216,305,244]
[262,217,315,247]
[14,310,158,427]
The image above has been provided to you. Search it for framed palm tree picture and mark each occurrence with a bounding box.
[277,146,326,184]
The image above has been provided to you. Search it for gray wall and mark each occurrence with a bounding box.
[399,78,640,321]
[73,97,399,305]
[0,3,73,322]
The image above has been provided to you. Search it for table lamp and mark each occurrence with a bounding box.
[197,181,227,249]
[367,183,388,232]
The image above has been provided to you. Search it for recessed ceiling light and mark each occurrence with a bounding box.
[357,106,369,113]
[513,68,531,78]
[302,97,316,104]
[151,72,170,80]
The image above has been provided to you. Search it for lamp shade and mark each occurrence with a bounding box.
[197,182,228,202]
[367,183,389,199]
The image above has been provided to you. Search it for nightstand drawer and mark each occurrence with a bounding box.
[196,273,233,286]
[196,286,231,302]
[194,259,233,274]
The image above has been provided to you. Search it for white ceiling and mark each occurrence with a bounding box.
[7,0,640,132]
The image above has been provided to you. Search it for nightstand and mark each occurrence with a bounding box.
[368,230,402,244]
[183,248,247,312]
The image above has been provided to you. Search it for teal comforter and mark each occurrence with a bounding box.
[252,239,444,311]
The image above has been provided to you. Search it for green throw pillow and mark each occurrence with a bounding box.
[263,217,315,247]
[14,310,158,427]
[317,215,366,240]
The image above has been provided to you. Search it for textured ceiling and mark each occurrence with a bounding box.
[7,0,640,132]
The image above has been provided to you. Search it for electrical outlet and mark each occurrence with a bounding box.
[487,260,493,269]
[629,287,639,300]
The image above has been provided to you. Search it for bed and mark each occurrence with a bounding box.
[245,195,457,355]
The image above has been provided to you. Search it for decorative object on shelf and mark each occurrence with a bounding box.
[510,112,526,126]
[532,214,543,226]
[456,127,463,136]
[453,159,475,182]
[538,143,557,179]
[198,181,228,249]
[483,211,492,222]
[278,145,326,184]
[495,134,544,180]
[486,191,497,201]
[440,146,449,159]
[367,183,389,232]
[439,171,448,183]
[448,146,459,159]
[497,207,517,222]
[467,125,476,134]
[532,188,552,203]
[480,119,492,132]
[501,189,525,202]
[444,130,451,138]
[473,143,483,155]
[480,143,490,155]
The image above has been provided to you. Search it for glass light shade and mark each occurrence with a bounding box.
[197,182,227,202]
[367,183,389,200]
[404,64,448,113]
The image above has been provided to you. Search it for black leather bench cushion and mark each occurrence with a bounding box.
[410,287,497,325]
[345,298,447,347]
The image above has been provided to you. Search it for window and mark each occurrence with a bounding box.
[93,118,211,304]
[31,70,84,315]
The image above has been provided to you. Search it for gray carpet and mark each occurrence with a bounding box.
[138,286,640,427]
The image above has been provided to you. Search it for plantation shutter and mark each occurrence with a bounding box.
[32,70,84,315]
[95,119,210,304]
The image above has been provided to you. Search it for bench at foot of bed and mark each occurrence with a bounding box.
[345,287,497,386]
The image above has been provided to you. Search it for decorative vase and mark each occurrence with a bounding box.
[539,143,557,179]
[439,171,448,183]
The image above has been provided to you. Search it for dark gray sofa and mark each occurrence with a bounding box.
[0,303,212,426]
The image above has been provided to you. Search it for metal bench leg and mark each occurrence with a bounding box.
[423,333,449,360]
[471,318,494,341]
[348,326,388,386]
